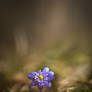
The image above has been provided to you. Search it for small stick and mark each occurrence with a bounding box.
[67,88,69,92]
[40,88,43,92]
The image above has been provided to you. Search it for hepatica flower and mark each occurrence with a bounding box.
[28,67,54,90]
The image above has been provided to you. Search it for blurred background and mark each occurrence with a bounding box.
[0,0,92,92]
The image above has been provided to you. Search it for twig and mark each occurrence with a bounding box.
[67,88,69,92]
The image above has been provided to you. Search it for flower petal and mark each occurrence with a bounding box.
[44,81,48,86]
[44,81,52,88]
[49,71,54,76]
[48,72,54,80]
[38,82,45,89]
[29,81,36,88]
[28,72,36,79]
[42,67,49,73]
[48,82,52,87]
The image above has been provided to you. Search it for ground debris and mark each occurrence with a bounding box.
[58,80,92,92]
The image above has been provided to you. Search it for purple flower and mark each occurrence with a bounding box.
[28,67,54,90]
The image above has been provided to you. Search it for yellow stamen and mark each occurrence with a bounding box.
[39,75,43,80]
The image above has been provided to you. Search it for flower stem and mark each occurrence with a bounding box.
[40,89,42,92]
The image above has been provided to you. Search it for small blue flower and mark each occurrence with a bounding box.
[28,67,54,90]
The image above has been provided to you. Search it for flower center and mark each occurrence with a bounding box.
[39,75,43,80]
